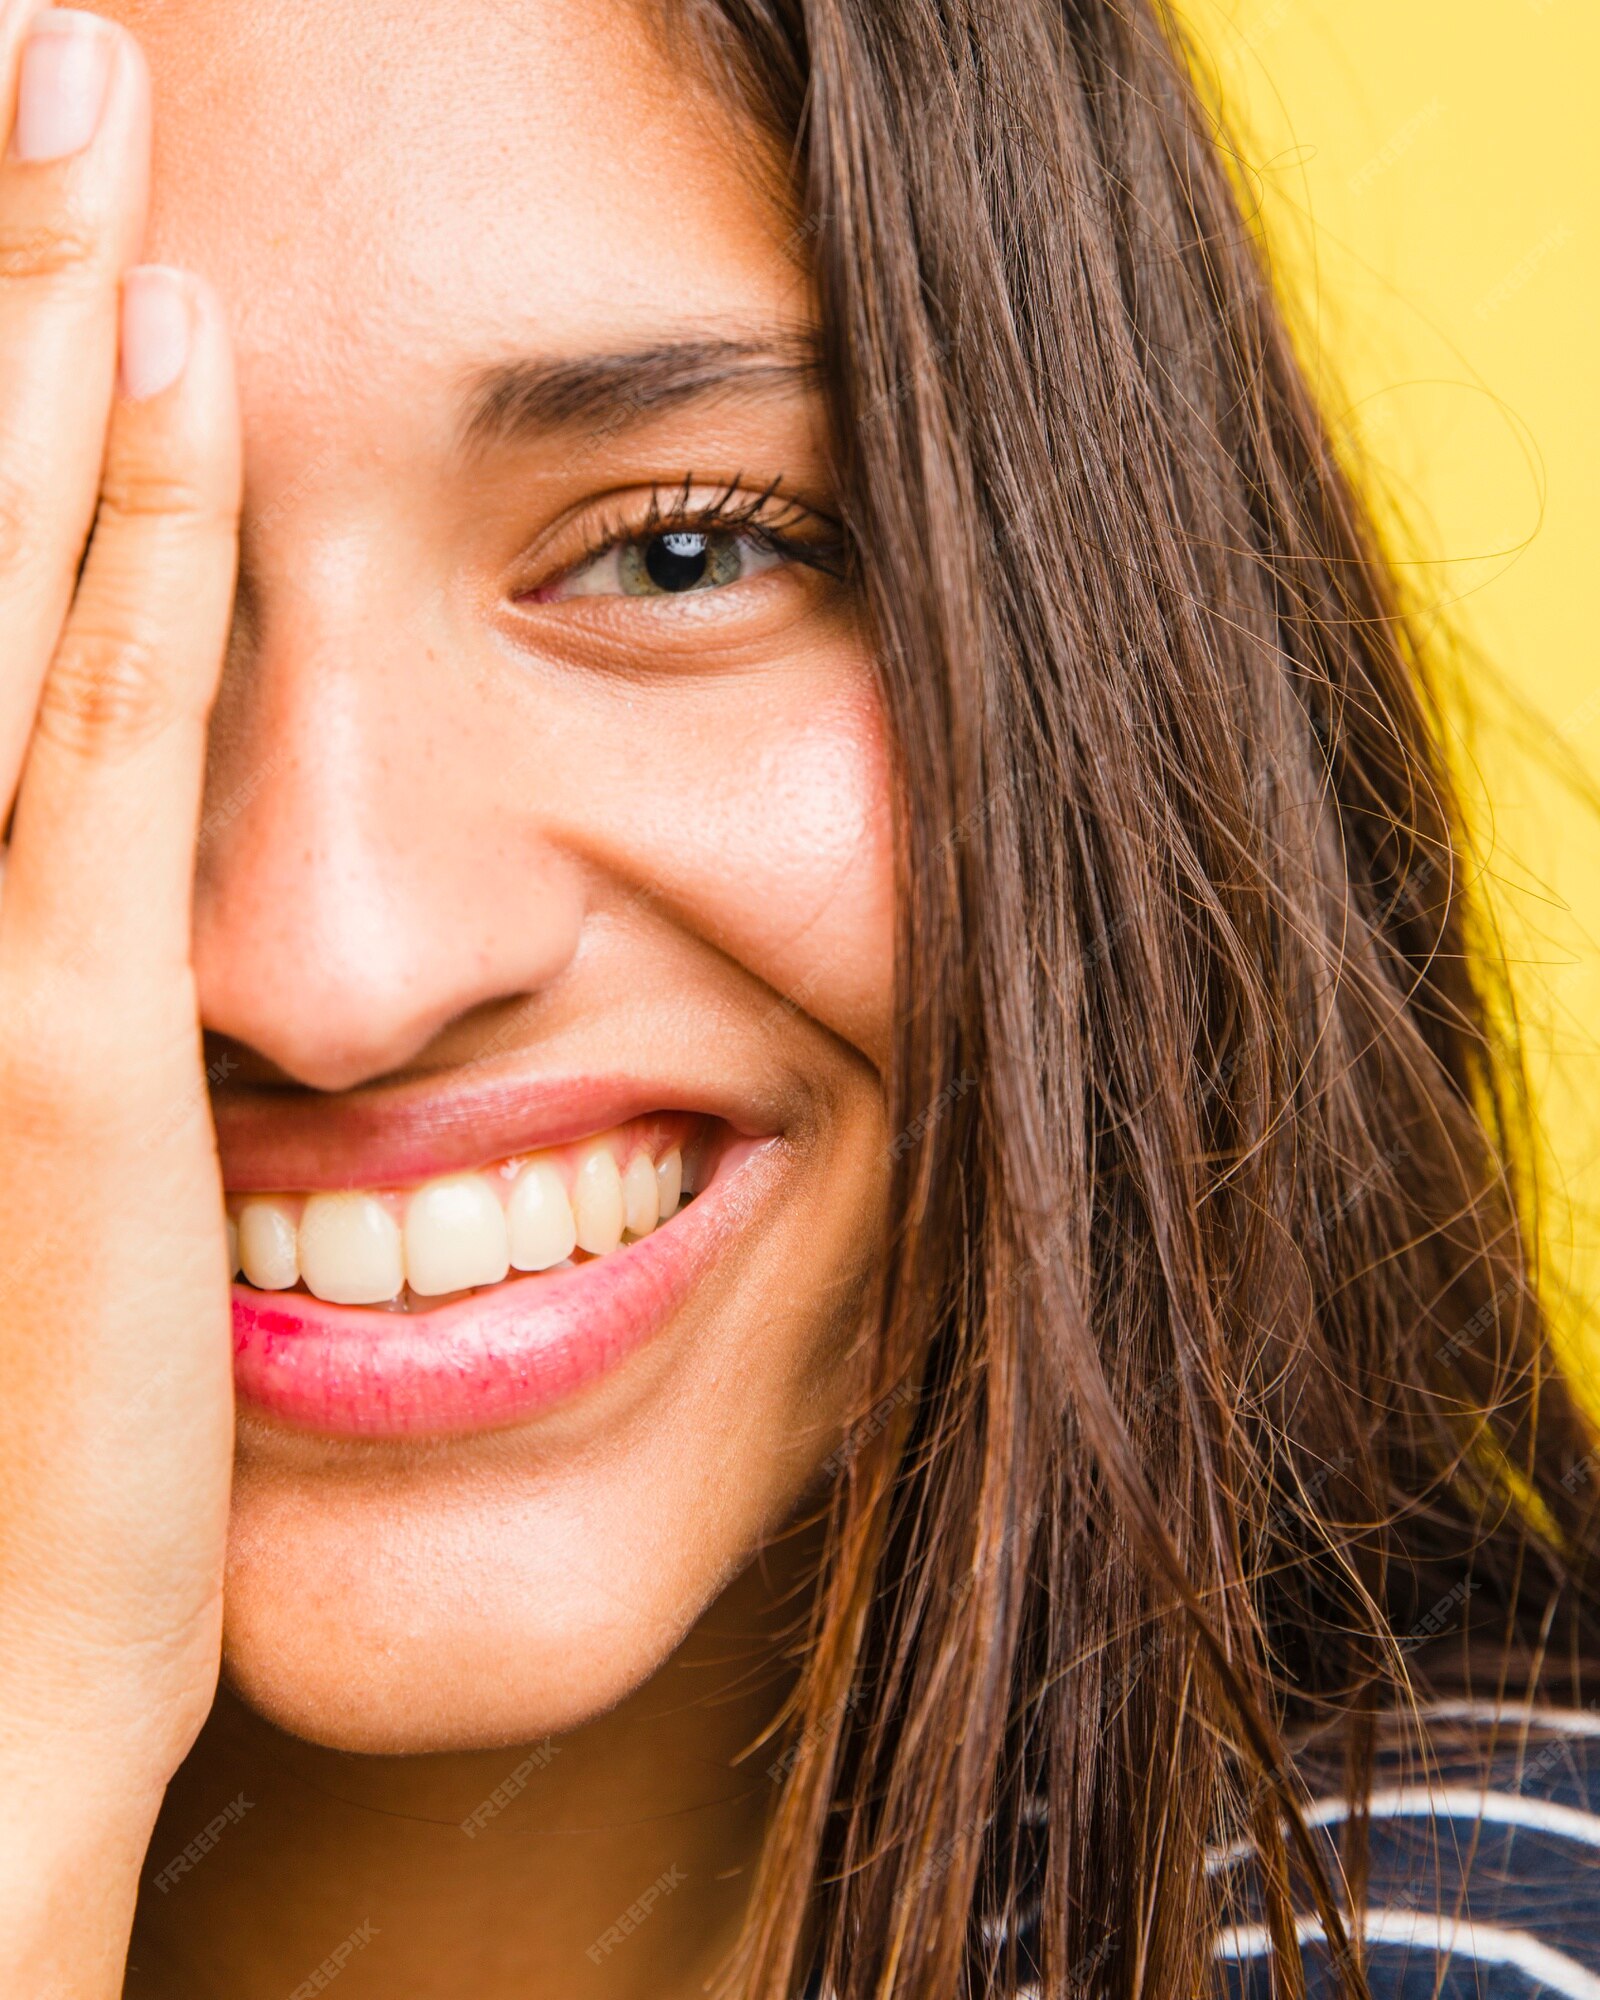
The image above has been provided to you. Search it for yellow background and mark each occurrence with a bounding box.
[1195,0,1600,1377]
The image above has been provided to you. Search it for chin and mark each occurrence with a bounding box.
[217,1490,740,1755]
[214,1116,884,1755]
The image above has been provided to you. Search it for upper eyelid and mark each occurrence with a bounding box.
[592,475,823,547]
[522,480,842,590]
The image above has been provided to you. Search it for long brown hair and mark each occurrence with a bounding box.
[669,1,1600,1992]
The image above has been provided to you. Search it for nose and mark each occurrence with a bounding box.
[192,537,585,1095]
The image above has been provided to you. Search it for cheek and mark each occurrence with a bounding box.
[668,674,897,1070]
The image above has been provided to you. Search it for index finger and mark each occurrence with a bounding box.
[0,7,150,798]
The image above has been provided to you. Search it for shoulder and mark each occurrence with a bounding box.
[1215,1702,1600,1998]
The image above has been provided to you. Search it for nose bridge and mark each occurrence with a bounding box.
[193,540,584,1094]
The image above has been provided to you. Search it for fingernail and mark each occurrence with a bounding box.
[119,265,193,400]
[10,10,115,163]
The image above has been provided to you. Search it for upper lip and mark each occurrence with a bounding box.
[212,1059,770,1194]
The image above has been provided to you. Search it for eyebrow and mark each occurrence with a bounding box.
[453,332,826,455]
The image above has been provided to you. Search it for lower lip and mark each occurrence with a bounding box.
[231,1136,775,1439]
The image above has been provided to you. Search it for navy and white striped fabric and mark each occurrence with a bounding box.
[803,1702,1600,1996]
[1216,1702,1600,1998]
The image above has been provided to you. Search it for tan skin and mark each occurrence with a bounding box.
[0,1,896,1993]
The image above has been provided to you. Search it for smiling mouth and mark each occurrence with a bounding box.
[229,1114,781,1439]
[226,1112,724,1315]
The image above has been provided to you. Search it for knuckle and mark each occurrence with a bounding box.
[96,462,235,534]
[35,623,177,759]
[0,211,108,287]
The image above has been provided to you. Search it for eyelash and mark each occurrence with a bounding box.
[528,472,850,600]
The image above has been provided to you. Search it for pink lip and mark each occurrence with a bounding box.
[214,1065,772,1193]
[231,1135,779,1438]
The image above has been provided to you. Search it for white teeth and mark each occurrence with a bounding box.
[404,1174,510,1297]
[299,1192,405,1306]
[506,1159,577,1271]
[238,1199,299,1291]
[572,1146,625,1255]
[404,1284,474,1310]
[229,1125,705,1305]
[655,1148,682,1222]
[622,1151,659,1237]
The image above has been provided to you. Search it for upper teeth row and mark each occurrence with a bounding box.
[226,1139,687,1306]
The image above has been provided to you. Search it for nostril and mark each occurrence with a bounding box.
[198,943,535,1097]
[192,847,588,1099]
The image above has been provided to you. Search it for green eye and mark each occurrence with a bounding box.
[549,527,785,602]
[621,529,751,594]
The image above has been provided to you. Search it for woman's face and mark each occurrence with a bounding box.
[105,0,894,1751]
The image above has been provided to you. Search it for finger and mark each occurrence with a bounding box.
[0,6,150,803]
[1,264,241,1054]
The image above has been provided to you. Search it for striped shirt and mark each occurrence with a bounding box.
[804,1703,1600,1996]
[1217,1701,1600,1998]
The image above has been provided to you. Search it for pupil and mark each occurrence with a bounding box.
[645,531,711,592]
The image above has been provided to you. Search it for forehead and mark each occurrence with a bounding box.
[103,0,800,455]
